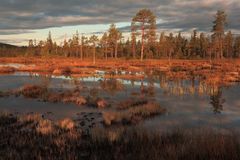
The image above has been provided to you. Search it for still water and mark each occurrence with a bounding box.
[0,69,240,131]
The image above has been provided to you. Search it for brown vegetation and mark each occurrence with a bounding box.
[100,79,124,93]
[0,58,239,88]
[0,66,15,73]
[118,98,148,110]
[58,118,75,130]
[52,66,71,75]
[8,84,112,109]
[103,102,166,126]
[20,85,48,98]
[1,113,240,160]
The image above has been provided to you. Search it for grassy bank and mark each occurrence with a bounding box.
[0,57,239,87]
[0,113,240,160]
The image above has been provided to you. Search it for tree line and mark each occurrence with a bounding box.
[1,9,240,60]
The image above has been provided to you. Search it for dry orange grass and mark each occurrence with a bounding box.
[1,113,240,159]
[0,66,15,73]
[103,102,166,126]
[58,118,75,130]
[36,119,54,135]
[20,84,48,98]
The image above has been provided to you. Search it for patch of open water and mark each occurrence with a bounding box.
[0,69,240,131]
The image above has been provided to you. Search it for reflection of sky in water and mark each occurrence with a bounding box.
[0,63,35,68]
[0,63,25,68]
[0,71,240,131]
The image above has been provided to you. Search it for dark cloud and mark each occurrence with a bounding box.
[0,0,239,35]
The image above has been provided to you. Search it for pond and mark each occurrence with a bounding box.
[0,66,240,132]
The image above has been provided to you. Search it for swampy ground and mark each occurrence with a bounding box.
[0,57,240,159]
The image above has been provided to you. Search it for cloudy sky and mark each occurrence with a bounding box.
[0,0,239,46]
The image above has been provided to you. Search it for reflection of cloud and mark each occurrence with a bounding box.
[0,0,239,33]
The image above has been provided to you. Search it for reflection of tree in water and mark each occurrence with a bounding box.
[140,70,155,97]
[99,79,124,94]
[210,87,225,114]
[34,74,52,89]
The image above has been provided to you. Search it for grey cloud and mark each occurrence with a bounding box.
[0,30,35,35]
[0,38,29,44]
[0,0,239,34]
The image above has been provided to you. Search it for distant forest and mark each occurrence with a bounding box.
[1,9,240,60]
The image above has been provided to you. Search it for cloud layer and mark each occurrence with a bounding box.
[0,0,239,36]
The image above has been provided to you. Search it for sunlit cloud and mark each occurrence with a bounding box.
[0,0,239,45]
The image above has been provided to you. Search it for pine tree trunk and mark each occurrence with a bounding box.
[141,25,145,61]
[80,44,83,60]
[115,41,118,59]
[132,41,136,59]
[105,46,107,60]
[93,44,96,65]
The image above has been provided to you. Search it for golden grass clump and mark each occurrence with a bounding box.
[118,99,148,110]
[103,102,166,126]
[62,96,87,106]
[58,118,75,130]
[36,119,54,135]
[103,112,122,126]
[20,84,48,98]
[52,67,71,75]
[19,113,42,123]
[129,102,166,118]
[91,127,125,142]
[96,98,109,108]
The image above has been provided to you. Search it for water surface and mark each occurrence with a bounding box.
[0,67,240,131]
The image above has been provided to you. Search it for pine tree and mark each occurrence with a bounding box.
[27,39,34,56]
[100,32,109,59]
[72,31,79,57]
[175,32,185,58]
[199,33,209,58]
[166,33,175,61]
[158,32,166,58]
[108,24,122,59]
[224,31,233,58]
[89,35,99,64]
[212,10,227,59]
[234,36,240,58]
[131,23,137,59]
[46,31,53,55]
[132,9,156,61]
[63,38,69,57]
[80,34,87,60]
[188,30,200,58]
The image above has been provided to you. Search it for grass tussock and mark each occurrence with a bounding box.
[86,88,110,108]
[36,119,54,135]
[118,98,148,110]
[58,118,75,130]
[1,113,240,160]
[140,85,155,96]
[10,85,110,108]
[20,84,48,99]
[19,113,42,123]
[52,66,71,75]
[103,102,166,126]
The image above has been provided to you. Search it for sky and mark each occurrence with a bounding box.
[0,0,239,46]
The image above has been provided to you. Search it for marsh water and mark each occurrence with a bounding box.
[0,63,240,132]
